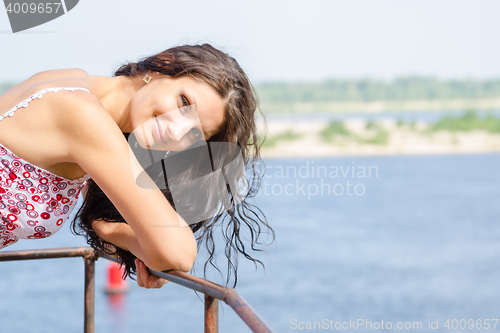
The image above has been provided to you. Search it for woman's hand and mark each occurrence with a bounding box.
[135,258,169,289]
[91,220,168,289]
[91,220,167,289]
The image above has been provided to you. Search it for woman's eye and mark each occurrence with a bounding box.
[191,128,202,141]
[181,95,190,107]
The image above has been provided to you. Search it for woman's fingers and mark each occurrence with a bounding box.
[135,259,142,287]
[135,259,168,289]
[139,260,150,288]
[135,259,146,288]
[149,277,159,288]
[148,276,169,288]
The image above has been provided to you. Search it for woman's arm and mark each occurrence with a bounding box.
[63,96,197,272]
[92,220,139,253]
[92,220,170,288]
[80,186,147,262]
[79,186,141,254]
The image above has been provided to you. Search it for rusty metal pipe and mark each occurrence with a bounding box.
[1,248,275,333]
[146,269,275,333]
[224,289,274,333]
[84,255,96,333]
[204,294,218,333]
[150,269,228,299]
[0,246,94,261]
[105,254,275,333]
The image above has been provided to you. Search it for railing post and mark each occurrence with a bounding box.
[83,250,97,333]
[0,247,274,332]
[204,294,219,333]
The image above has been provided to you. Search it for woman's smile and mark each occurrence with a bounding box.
[130,76,227,151]
[154,116,168,144]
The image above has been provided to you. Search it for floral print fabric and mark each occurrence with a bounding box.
[0,87,91,249]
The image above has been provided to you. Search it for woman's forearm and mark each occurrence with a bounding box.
[93,221,147,262]
[93,219,196,272]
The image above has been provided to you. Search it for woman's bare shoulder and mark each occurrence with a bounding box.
[28,68,89,82]
[5,69,89,93]
[53,90,126,157]
[53,88,115,135]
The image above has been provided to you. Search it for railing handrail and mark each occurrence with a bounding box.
[0,246,274,333]
[0,246,95,261]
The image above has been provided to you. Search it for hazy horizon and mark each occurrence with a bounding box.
[1,0,499,84]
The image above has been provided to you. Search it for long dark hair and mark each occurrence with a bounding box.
[72,44,274,287]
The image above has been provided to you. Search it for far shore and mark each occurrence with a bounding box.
[259,118,500,158]
[260,98,500,114]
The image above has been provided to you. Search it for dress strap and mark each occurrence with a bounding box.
[0,87,91,122]
[74,173,92,184]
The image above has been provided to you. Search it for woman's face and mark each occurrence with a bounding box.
[130,76,226,151]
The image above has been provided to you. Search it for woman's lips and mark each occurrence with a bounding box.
[154,117,168,144]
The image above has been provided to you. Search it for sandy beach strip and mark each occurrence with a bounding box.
[259,119,500,158]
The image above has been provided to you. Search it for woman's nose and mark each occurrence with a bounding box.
[167,119,192,142]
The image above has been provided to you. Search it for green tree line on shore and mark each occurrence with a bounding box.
[256,77,500,104]
[3,77,500,103]
[0,82,16,95]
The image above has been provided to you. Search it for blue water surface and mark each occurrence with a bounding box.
[1,153,500,333]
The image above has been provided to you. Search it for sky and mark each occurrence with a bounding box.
[0,0,499,84]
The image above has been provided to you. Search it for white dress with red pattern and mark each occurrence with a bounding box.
[0,87,91,249]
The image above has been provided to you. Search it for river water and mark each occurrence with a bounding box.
[1,153,499,332]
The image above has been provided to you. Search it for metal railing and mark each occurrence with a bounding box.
[0,246,274,333]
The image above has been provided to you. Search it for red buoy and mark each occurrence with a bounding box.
[104,261,128,294]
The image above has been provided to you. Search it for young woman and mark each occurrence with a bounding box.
[0,44,274,289]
